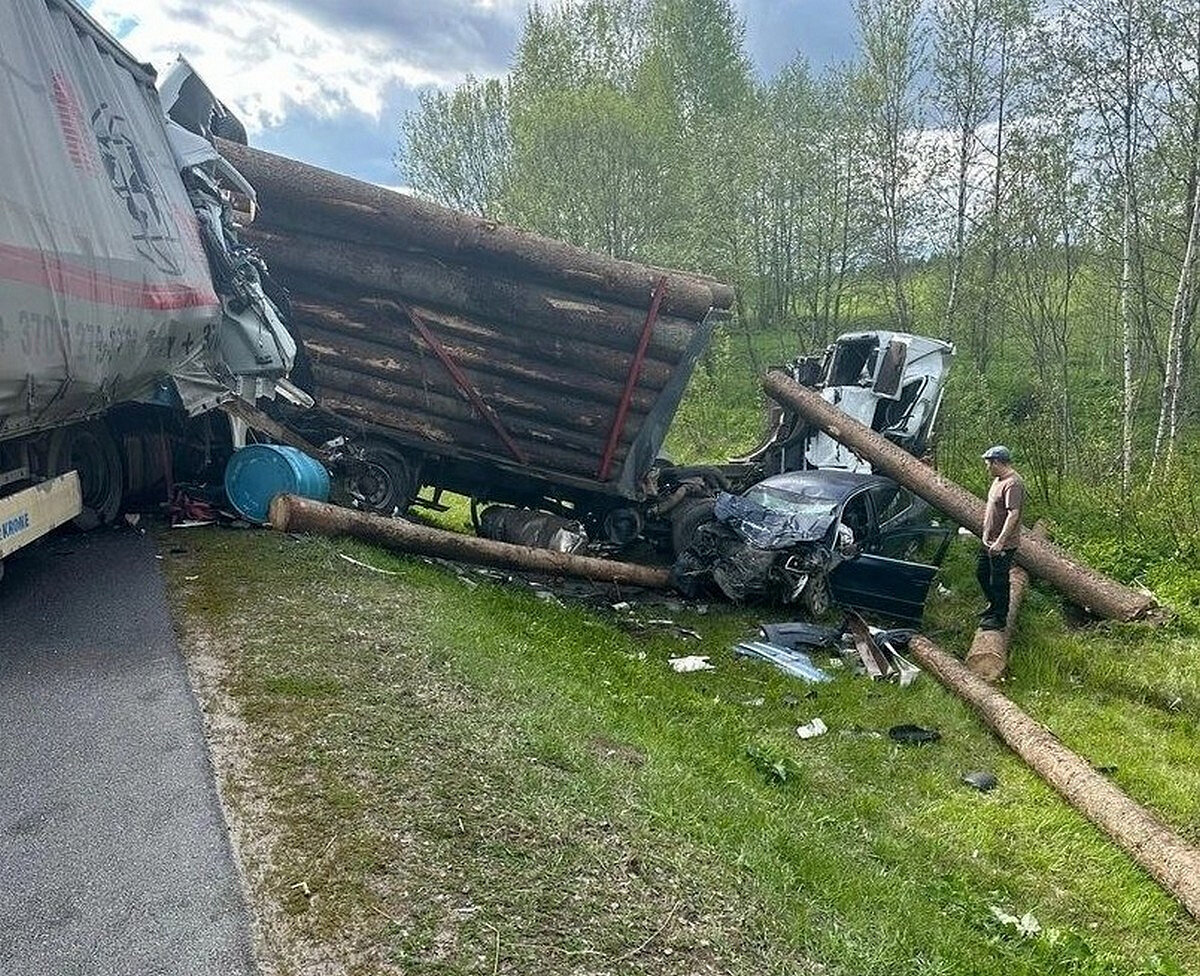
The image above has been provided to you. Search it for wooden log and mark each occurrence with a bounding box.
[219,139,735,318]
[966,520,1049,682]
[250,229,702,360]
[289,291,678,389]
[269,493,671,589]
[321,391,618,479]
[297,321,659,415]
[763,372,1157,622]
[908,634,1200,920]
[310,358,642,442]
[313,363,636,457]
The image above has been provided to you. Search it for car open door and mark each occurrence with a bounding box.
[829,525,952,623]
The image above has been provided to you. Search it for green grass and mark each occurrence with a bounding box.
[166,527,1199,976]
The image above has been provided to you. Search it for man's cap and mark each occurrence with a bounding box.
[982,445,1012,462]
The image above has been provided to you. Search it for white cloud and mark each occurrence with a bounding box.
[87,0,487,133]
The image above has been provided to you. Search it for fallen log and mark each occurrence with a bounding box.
[763,372,1156,622]
[908,634,1200,920]
[218,139,735,319]
[269,494,671,589]
[966,520,1048,682]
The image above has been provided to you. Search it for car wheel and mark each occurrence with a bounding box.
[801,572,832,618]
[670,498,716,556]
[346,443,418,516]
[46,421,123,529]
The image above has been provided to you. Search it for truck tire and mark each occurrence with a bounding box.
[670,498,715,556]
[347,442,419,516]
[47,421,123,529]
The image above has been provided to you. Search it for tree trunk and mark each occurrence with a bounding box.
[269,494,671,589]
[908,634,1200,921]
[218,139,734,319]
[295,320,659,416]
[1152,139,1200,479]
[966,521,1049,681]
[244,228,703,361]
[291,293,679,389]
[763,371,1158,621]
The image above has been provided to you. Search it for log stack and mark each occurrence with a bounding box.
[218,140,733,492]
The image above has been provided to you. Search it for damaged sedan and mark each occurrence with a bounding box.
[672,471,952,623]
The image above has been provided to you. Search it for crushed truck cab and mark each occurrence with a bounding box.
[742,331,955,477]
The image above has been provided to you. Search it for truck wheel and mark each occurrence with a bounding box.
[47,421,123,529]
[347,443,418,516]
[670,498,715,556]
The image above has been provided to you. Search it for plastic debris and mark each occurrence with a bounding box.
[888,724,941,745]
[989,906,1041,937]
[339,553,399,575]
[962,770,998,792]
[758,621,841,652]
[796,717,828,739]
[734,640,832,683]
[669,655,714,673]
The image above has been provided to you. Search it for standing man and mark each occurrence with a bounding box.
[977,445,1025,630]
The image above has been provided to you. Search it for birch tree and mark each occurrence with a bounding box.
[853,0,925,331]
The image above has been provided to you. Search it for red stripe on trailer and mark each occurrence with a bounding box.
[0,242,218,310]
[597,275,667,481]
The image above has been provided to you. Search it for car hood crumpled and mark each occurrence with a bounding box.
[713,492,835,550]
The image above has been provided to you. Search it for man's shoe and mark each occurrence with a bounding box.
[979,616,1005,631]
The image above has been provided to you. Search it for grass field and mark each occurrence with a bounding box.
[165,525,1199,976]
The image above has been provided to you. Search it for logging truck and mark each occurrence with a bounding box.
[0,0,299,577]
[209,137,956,556]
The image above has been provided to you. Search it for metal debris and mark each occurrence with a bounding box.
[733,641,832,683]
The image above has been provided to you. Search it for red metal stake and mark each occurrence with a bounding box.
[597,276,668,481]
[400,303,529,466]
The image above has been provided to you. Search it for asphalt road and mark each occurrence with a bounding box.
[0,530,257,976]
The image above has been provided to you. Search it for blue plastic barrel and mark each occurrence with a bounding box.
[223,444,331,524]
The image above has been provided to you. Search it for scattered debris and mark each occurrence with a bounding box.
[759,620,841,651]
[733,641,831,683]
[669,655,714,673]
[888,724,941,745]
[989,906,1041,937]
[847,612,894,680]
[796,717,829,740]
[338,553,399,576]
[962,770,998,792]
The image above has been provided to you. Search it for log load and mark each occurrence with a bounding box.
[269,494,671,590]
[218,139,734,320]
[220,141,734,497]
[763,372,1157,622]
[909,635,1200,920]
[966,521,1048,681]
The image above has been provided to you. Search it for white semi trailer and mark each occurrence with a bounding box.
[0,0,299,575]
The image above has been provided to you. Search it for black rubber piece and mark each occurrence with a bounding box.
[888,724,942,745]
[962,770,998,792]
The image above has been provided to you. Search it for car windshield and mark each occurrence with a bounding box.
[742,483,840,519]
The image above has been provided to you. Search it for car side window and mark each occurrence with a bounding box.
[869,485,911,527]
[840,491,871,544]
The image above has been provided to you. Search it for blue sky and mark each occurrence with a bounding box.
[85,1,856,187]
